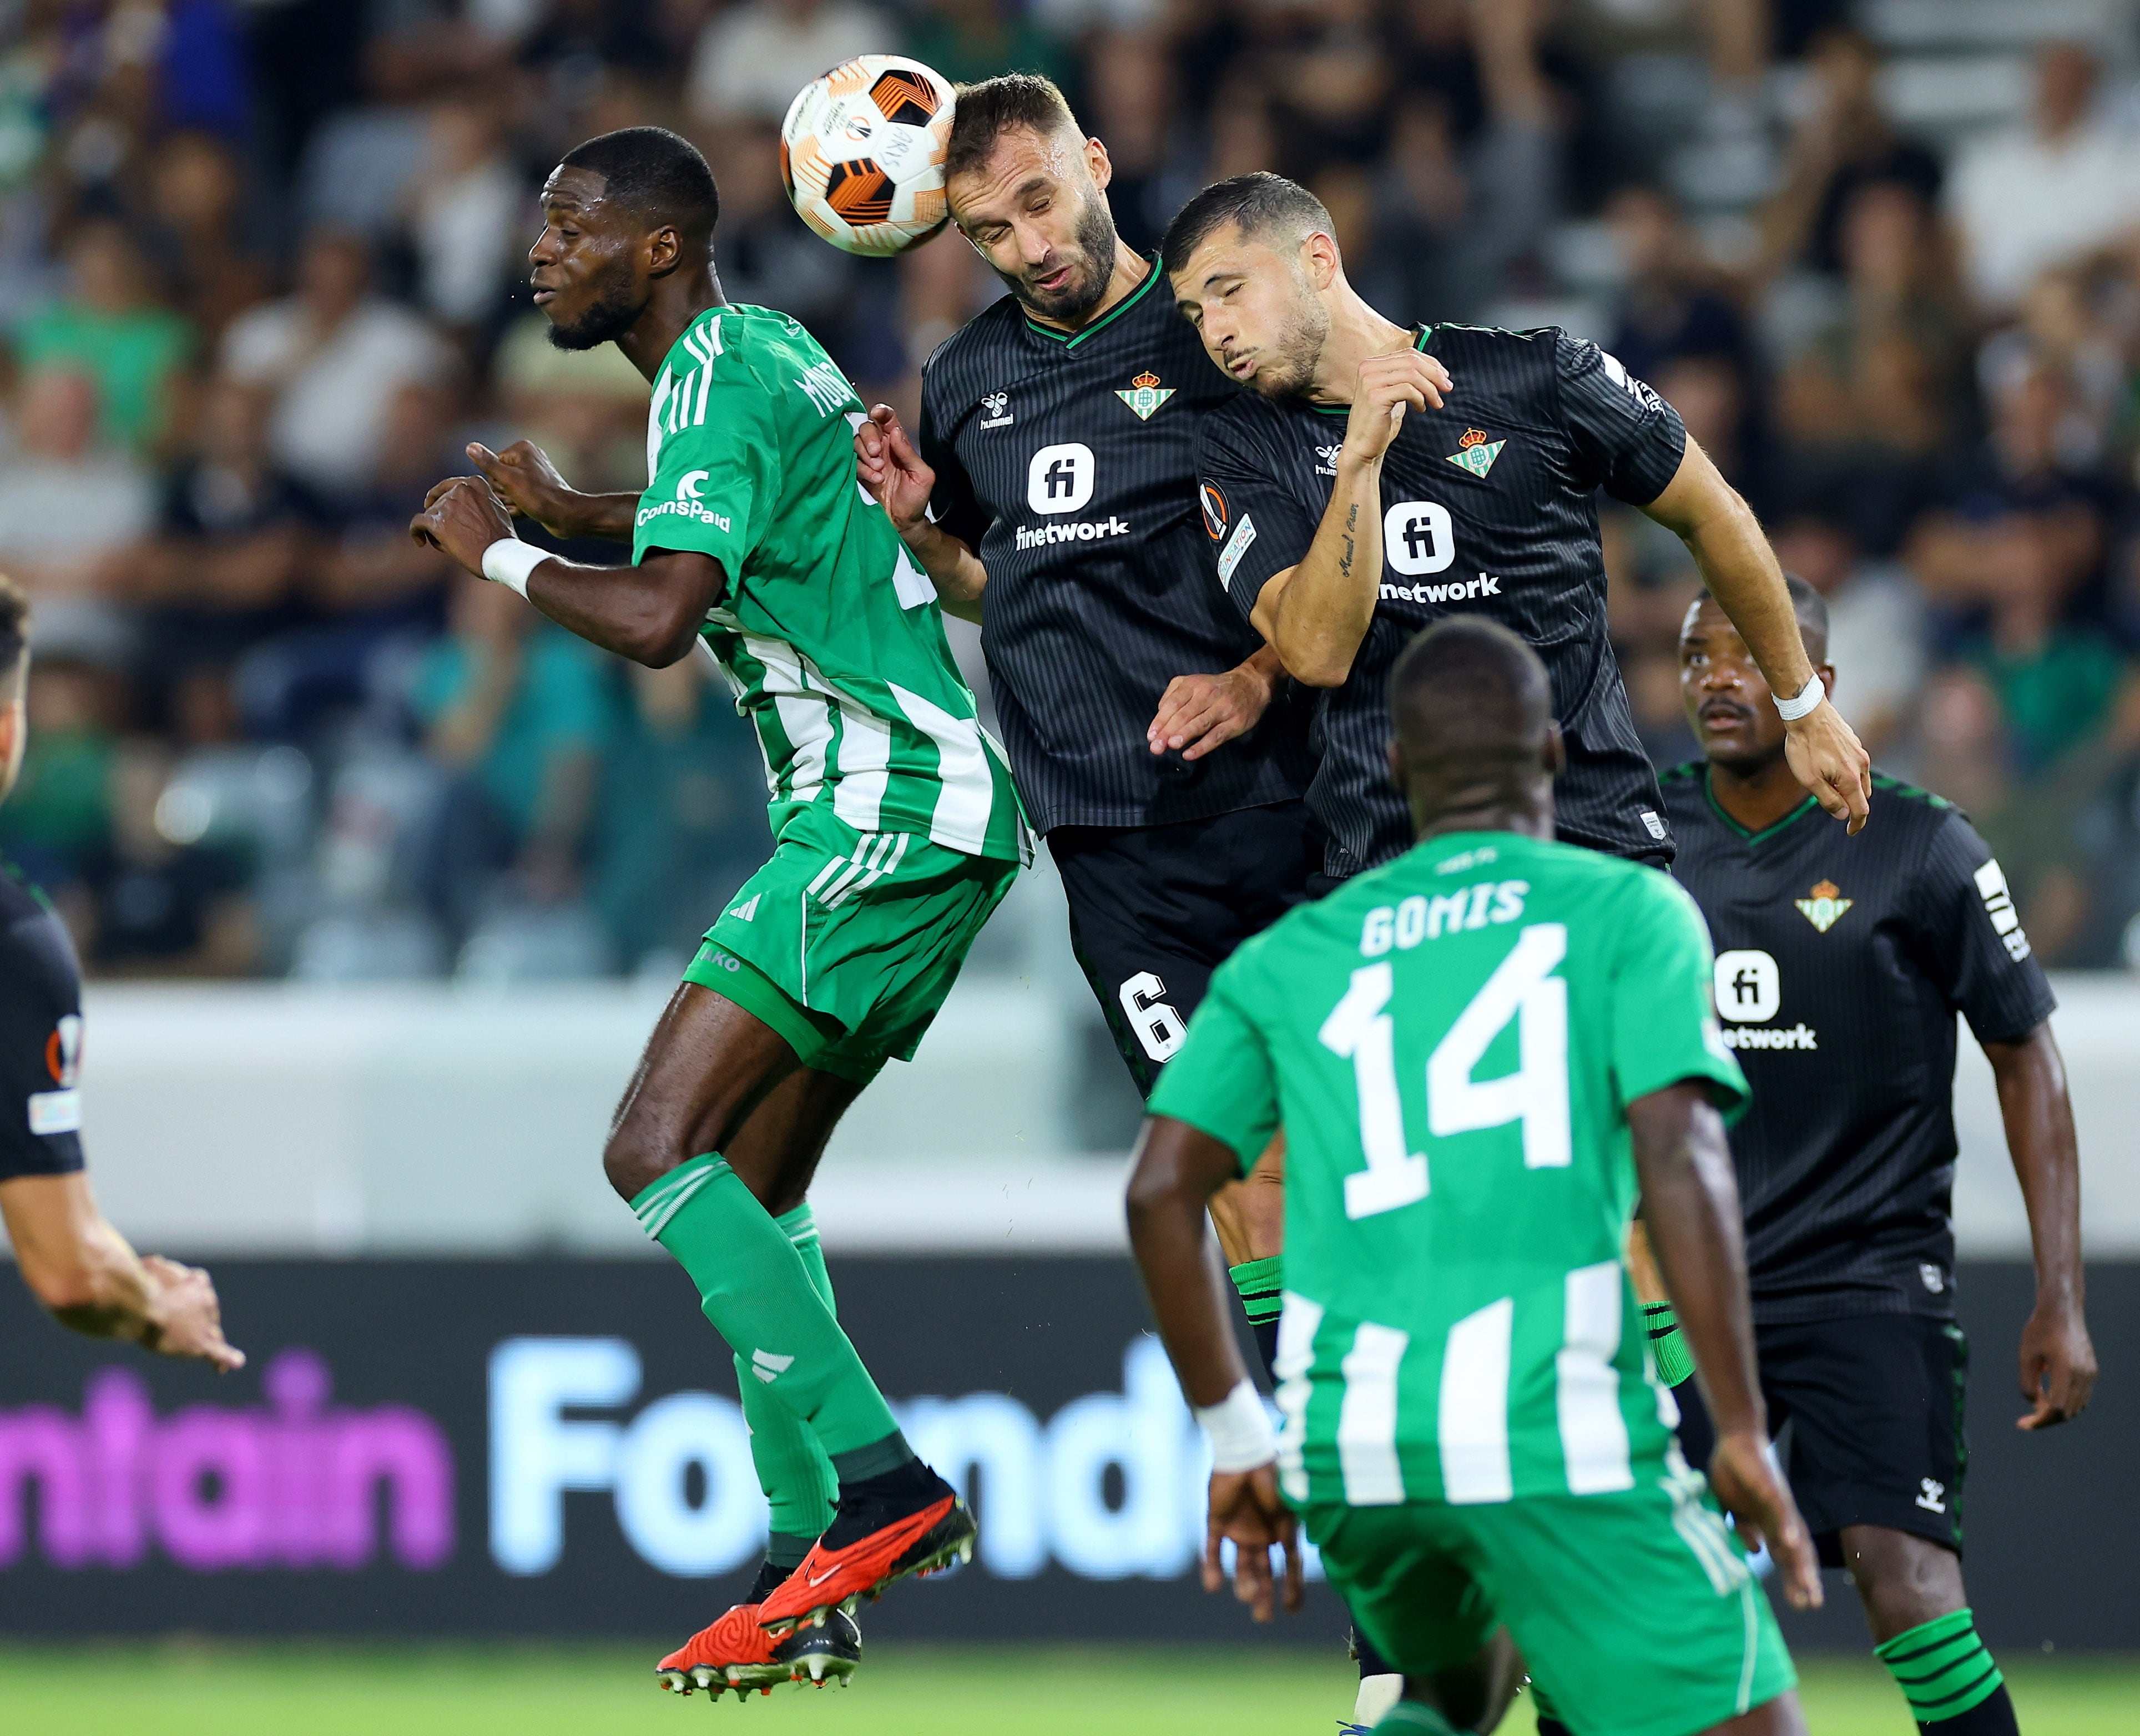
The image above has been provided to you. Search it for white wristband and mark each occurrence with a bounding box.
[1195,1379,1278,1473]
[480,538,547,598]
[1773,672,1825,722]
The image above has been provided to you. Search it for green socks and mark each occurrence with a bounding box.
[635,1155,907,1465]
[1877,1608,2008,1727]
[1643,1300,1694,1386]
[740,1202,840,1554]
[1230,1256,1284,1329]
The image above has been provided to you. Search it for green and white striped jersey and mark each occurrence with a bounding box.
[635,304,1027,861]
[1149,831,1748,1510]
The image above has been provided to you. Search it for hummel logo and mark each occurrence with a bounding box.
[751,1349,795,1384]
[1315,443,1342,476]
[1916,1477,1947,1514]
[979,391,1012,429]
[728,894,760,922]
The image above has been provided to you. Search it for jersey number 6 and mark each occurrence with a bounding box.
[1318,923,1572,1220]
[1119,971,1187,1062]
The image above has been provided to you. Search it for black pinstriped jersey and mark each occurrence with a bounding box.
[0,854,85,1183]
[920,261,1314,835]
[1197,325,1687,879]
[1662,767,2057,1324]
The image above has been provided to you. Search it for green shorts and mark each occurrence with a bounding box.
[683,803,1017,1084]
[1305,1464,1795,1736]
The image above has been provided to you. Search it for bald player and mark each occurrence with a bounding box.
[1128,615,1817,1736]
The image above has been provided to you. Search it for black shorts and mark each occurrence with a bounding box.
[1049,801,1321,1097]
[1671,1312,1969,1566]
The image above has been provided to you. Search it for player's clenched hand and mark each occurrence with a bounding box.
[1782,703,1871,835]
[141,1255,245,1372]
[459,441,584,539]
[1149,664,1273,761]
[410,476,517,577]
[1342,350,1454,466]
[2017,1298,2097,1430]
[1708,1430,1821,1611]
[856,405,935,536]
[1203,1465,1304,1623]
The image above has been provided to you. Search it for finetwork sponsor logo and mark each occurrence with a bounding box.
[1380,573,1501,604]
[1717,1023,1819,1051]
[1017,516,1131,551]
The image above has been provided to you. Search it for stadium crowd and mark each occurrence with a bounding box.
[3,0,2140,979]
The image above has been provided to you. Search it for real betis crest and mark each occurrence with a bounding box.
[1446,427,1505,478]
[1795,879,1853,933]
[1115,370,1175,421]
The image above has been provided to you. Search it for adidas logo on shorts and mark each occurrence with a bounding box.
[806,832,911,909]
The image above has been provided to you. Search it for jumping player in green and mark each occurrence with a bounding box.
[413,127,1024,1697]
[1125,616,1822,1736]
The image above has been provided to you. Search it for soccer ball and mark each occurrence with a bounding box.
[780,55,956,257]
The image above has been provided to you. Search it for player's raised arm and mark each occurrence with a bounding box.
[1641,436,1870,833]
[412,475,725,668]
[1628,1083,1821,1611]
[1127,1112,1303,1624]
[855,405,988,623]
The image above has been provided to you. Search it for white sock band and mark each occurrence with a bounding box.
[480,539,547,598]
[1774,672,1825,721]
[1195,1379,1278,1473]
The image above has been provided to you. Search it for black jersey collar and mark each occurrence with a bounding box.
[1703,764,1819,848]
[1022,253,1163,348]
[1310,325,1437,415]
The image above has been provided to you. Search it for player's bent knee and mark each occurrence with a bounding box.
[603,1127,677,1205]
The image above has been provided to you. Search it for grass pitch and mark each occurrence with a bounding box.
[0,1643,2131,1735]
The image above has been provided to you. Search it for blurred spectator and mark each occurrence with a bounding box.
[1607,184,1754,390]
[1946,42,2140,316]
[907,0,1079,90]
[687,0,896,127]
[144,129,272,341]
[17,218,193,452]
[1771,178,1967,551]
[1756,26,1942,283]
[239,380,463,739]
[594,657,770,972]
[92,740,260,976]
[115,377,316,721]
[410,575,612,943]
[222,229,455,502]
[404,96,526,331]
[0,654,118,899]
[0,370,154,665]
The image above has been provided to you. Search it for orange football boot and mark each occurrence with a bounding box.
[758,1468,976,1636]
[655,1601,861,1698]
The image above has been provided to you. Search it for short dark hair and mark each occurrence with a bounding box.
[1695,576,1829,662]
[558,127,720,241]
[1162,172,1333,269]
[945,74,1079,180]
[0,573,26,689]
[1389,617,1552,764]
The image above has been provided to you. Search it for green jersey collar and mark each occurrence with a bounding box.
[1702,765,1818,847]
[1023,253,1163,347]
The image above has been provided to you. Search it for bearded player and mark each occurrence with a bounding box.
[413,127,1025,1698]
[1664,581,2095,1736]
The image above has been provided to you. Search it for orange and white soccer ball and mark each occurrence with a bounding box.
[781,55,957,257]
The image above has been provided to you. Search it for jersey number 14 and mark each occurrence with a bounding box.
[1318,924,1571,1219]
